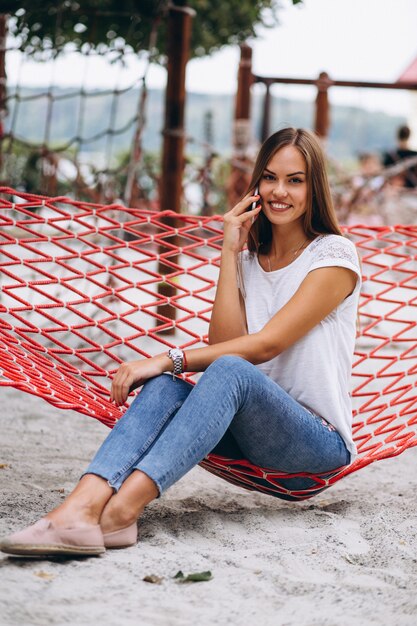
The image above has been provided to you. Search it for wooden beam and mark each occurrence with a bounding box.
[233,43,253,156]
[157,1,195,334]
[314,72,331,139]
[228,44,253,208]
[261,81,272,142]
[159,0,195,214]
[253,75,417,91]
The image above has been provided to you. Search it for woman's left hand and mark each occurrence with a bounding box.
[111,355,167,406]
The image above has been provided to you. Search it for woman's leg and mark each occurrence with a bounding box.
[113,356,350,500]
[1,356,350,554]
[49,355,349,532]
[99,469,158,534]
[0,374,192,555]
[43,354,350,527]
[46,373,193,528]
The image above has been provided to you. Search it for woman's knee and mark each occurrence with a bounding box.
[130,373,192,408]
[206,355,249,373]
[204,356,255,386]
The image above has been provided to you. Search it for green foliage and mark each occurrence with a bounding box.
[3,0,303,60]
[4,1,160,60]
[189,0,287,58]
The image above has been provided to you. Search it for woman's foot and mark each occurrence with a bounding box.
[0,518,105,557]
[99,470,158,548]
[0,475,113,557]
[46,474,114,529]
[102,522,138,549]
[98,497,140,545]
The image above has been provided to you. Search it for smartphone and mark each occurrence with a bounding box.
[251,186,259,211]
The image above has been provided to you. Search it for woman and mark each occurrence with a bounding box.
[0,128,361,557]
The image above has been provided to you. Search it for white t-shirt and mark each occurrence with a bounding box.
[238,234,361,459]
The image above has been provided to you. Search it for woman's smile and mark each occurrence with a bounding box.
[268,201,293,212]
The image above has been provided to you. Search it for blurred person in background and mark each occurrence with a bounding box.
[382,125,417,188]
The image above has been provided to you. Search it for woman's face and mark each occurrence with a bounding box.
[258,145,308,228]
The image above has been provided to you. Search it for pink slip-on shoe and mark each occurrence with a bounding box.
[103,522,138,548]
[0,518,105,557]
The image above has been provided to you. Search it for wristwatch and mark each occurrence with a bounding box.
[167,348,185,380]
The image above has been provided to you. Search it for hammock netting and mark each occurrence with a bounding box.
[1,187,417,500]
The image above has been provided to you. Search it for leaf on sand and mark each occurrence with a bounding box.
[0,464,10,469]
[174,570,212,583]
[143,574,164,584]
[34,570,55,580]
[186,571,212,582]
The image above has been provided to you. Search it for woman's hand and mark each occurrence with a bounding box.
[222,192,261,254]
[110,354,168,406]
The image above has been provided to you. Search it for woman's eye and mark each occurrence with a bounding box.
[262,174,274,181]
[289,177,303,184]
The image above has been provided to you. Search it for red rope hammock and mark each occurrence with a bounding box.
[1,187,417,500]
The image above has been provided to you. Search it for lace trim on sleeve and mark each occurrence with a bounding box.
[309,236,359,270]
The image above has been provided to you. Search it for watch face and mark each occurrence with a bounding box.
[170,349,183,359]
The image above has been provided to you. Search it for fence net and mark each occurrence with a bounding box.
[0,8,162,207]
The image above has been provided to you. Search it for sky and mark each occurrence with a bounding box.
[6,0,417,116]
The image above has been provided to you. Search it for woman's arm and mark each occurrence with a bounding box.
[111,265,357,405]
[187,265,357,367]
[208,192,260,344]
[208,248,247,344]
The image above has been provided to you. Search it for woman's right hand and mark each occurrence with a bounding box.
[110,354,168,406]
[222,192,262,254]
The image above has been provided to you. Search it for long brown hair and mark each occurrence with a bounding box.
[246,127,342,254]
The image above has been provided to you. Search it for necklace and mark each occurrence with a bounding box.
[267,237,309,272]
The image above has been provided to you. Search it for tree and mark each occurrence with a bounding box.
[2,0,303,60]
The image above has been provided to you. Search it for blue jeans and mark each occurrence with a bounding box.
[84,356,350,496]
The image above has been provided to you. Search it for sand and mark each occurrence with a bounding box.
[1,385,417,626]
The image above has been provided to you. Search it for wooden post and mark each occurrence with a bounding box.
[159,0,195,214]
[0,14,8,176]
[227,43,253,208]
[157,0,195,334]
[261,80,272,142]
[234,43,253,154]
[201,109,214,216]
[314,71,331,140]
